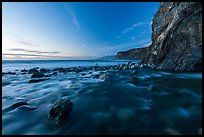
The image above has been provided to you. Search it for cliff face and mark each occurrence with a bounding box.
[142,2,202,71]
[115,47,149,60]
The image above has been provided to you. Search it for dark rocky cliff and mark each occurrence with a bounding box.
[115,2,202,71]
[142,2,202,71]
[115,47,150,60]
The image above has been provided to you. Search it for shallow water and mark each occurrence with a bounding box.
[2,61,202,135]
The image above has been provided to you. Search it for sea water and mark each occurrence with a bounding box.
[2,60,202,135]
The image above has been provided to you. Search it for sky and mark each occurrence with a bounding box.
[2,2,160,60]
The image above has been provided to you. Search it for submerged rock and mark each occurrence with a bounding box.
[51,72,58,76]
[21,72,27,75]
[99,74,109,80]
[2,72,16,75]
[3,102,28,113]
[28,78,48,83]
[131,70,138,75]
[48,97,73,127]
[18,105,37,111]
[198,128,202,135]
[117,108,135,121]
[53,68,66,73]
[92,74,100,79]
[164,127,181,135]
[128,75,139,81]
[31,72,45,78]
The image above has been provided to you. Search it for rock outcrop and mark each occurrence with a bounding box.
[115,47,150,60]
[48,97,73,127]
[142,2,202,71]
[115,2,202,71]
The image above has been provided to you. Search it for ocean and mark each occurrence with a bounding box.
[2,60,138,72]
[2,60,202,135]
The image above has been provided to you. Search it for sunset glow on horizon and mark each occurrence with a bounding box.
[2,2,159,60]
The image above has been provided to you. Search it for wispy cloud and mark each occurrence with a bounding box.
[16,40,39,46]
[3,53,71,59]
[63,3,80,29]
[122,22,149,34]
[116,22,150,39]
[9,48,60,54]
[113,38,151,50]
[2,53,97,60]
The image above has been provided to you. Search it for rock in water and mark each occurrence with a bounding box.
[21,69,28,72]
[39,68,50,73]
[99,74,109,80]
[3,102,28,113]
[28,68,39,74]
[28,78,48,83]
[48,97,73,127]
[164,128,181,135]
[31,72,45,78]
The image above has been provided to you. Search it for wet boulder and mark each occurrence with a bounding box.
[53,68,66,73]
[131,70,138,75]
[51,72,58,76]
[21,69,28,72]
[128,75,139,81]
[39,68,50,73]
[28,78,48,83]
[31,72,45,78]
[48,97,74,127]
[18,105,37,111]
[2,72,16,75]
[92,74,100,79]
[99,74,109,80]
[28,68,39,74]
[2,102,28,112]
[130,64,140,69]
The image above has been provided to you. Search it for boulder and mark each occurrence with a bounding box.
[39,68,50,73]
[93,74,100,79]
[31,72,45,78]
[53,68,66,73]
[21,69,28,72]
[99,74,109,80]
[48,97,73,127]
[131,70,138,75]
[28,78,48,83]
[51,72,58,76]
[28,68,39,74]
[2,72,16,75]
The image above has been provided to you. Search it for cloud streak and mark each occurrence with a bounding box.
[122,22,149,34]
[2,53,97,60]
[16,40,39,46]
[3,53,72,59]
[9,48,60,54]
[63,3,80,29]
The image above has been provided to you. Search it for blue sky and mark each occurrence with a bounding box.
[2,2,159,60]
